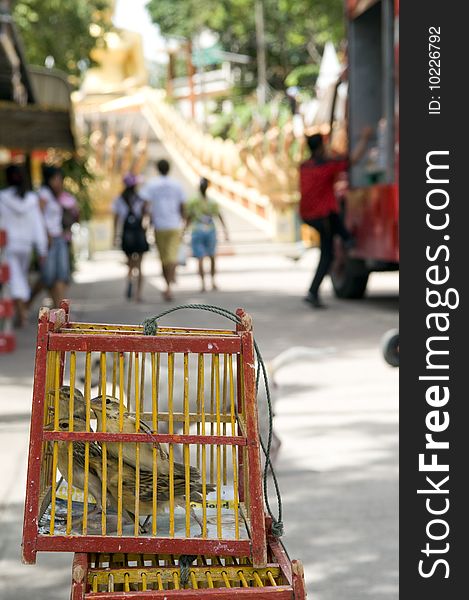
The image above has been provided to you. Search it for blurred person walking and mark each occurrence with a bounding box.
[59,188,80,271]
[28,166,80,307]
[185,178,229,292]
[37,166,73,308]
[140,159,186,301]
[299,128,372,308]
[0,165,47,327]
[112,173,149,302]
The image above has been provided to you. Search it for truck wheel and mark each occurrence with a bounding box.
[331,256,369,299]
[381,329,399,367]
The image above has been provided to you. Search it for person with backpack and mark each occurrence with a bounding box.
[112,173,149,302]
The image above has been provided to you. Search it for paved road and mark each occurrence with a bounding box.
[0,206,398,599]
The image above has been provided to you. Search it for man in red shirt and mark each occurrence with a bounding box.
[299,128,372,307]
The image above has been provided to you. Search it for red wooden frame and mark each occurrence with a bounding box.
[22,308,50,563]
[47,334,241,354]
[22,303,267,567]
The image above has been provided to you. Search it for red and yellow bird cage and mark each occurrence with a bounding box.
[23,301,269,566]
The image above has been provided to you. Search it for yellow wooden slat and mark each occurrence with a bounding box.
[196,354,203,468]
[66,441,73,535]
[210,356,215,484]
[156,353,161,428]
[229,355,240,539]
[168,353,175,537]
[112,352,117,397]
[222,354,228,486]
[66,351,76,534]
[253,572,263,587]
[238,570,249,587]
[117,352,125,535]
[126,352,133,411]
[134,352,140,536]
[214,354,222,539]
[42,351,55,498]
[152,446,158,536]
[151,352,158,536]
[49,352,61,535]
[82,351,91,534]
[53,352,60,430]
[100,352,107,535]
[140,352,145,413]
[156,573,163,590]
[221,571,231,588]
[68,351,76,423]
[200,355,207,538]
[151,353,157,432]
[135,352,141,429]
[182,354,191,537]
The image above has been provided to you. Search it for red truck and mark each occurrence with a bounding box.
[327,0,399,298]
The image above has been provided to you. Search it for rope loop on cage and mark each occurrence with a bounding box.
[142,304,284,538]
[179,554,197,587]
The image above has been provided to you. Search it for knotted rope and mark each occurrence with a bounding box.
[178,554,196,587]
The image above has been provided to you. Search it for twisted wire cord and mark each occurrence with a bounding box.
[178,554,197,588]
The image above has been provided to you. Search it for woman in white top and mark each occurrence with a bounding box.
[37,166,71,308]
[112,173,149,302]
[0,165,48,327]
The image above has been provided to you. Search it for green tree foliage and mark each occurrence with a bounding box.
[146,0,344,89]
[13,0,109,79]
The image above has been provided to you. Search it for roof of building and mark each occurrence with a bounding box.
[0,8,75,151]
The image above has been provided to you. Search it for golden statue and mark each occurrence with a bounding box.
[81,29,147,96]
[77,1,147,98]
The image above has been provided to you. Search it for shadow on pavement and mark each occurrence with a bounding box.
[276,420,398,599]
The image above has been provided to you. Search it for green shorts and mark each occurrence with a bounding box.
[154,229,181,266]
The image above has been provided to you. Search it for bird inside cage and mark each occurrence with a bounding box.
[45,393,216,535]
[46,386,87,421]
[90,395,170,471]
[89,449,215,535]
[44,417,105,523]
